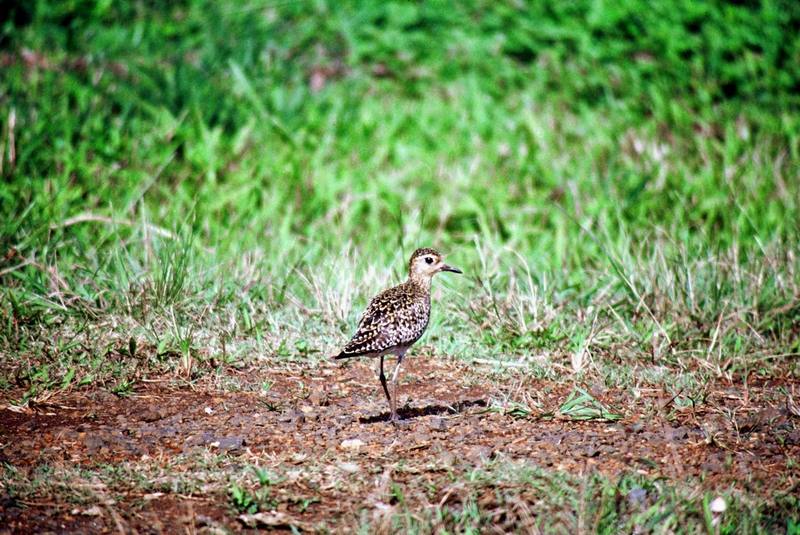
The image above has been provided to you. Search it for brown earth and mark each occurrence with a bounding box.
[1,357,799,533]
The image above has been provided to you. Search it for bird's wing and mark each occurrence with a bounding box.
[339,286,428,357]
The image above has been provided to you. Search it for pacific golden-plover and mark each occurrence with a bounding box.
[333,248,462,422]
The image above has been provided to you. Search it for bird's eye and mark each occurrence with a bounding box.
[425,257,434,264]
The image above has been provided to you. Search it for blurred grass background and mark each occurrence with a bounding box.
[1,0,799,395]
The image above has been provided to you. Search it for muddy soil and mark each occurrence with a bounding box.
[1,358,798,533]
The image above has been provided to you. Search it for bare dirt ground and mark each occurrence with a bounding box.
[1,357,799,533]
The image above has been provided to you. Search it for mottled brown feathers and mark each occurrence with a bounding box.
[334,280,430,358]
[333,247,458,361]
[332,247,462,422]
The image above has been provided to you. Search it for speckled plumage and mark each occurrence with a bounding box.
[337,280,431,358]
[333,247,462,422]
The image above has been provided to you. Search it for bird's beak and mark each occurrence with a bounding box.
[439,264,462,274]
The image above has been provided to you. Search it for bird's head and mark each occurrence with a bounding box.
[408,248,462,282]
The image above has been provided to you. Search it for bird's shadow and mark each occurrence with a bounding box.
[359,398,488,424]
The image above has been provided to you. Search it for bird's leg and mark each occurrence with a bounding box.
[389,352,405,422]
[378,355,391,409]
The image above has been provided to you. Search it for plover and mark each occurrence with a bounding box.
[333,248,462,422]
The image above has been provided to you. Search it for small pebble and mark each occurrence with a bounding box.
[710,496,726,513]
[340,438,365,450]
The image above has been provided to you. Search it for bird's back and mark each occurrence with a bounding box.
[334,280,431,358]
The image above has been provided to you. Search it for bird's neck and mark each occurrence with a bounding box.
[407,274,432,293]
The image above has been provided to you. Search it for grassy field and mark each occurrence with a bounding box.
[1,1,799,532]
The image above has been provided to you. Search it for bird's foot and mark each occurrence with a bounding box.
[390,413,411,428]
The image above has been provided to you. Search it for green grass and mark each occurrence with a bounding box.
[1,1,799,529]
[371,459,799,534]
[2,1,798,395]
[4,455,796,533]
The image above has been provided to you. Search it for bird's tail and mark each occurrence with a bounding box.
[332,350,364,360]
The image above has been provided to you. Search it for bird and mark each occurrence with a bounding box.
[332,247,462,422]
